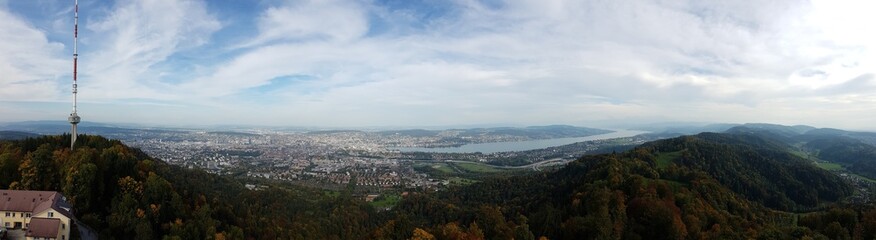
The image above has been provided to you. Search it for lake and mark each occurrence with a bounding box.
[393,129,648,154]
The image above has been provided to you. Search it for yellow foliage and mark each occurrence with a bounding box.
[410,228,435,240]
[136,208,146,218]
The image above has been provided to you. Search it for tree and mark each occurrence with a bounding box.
[63,163,98,213]
[0,150,22,188]
[822,222,849,240]
[18,144,58,190]
[410,228,435,240]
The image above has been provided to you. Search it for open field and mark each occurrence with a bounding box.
[453,162,505,173]
[815,161,844,171]
[370,193,401,209]
[428,163,455,173]
[656,151,682,169]
[449,177,479,185]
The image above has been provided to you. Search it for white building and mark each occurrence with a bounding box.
[0,190,73,240]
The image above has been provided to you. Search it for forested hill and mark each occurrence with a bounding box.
[723,124,876,180]
[638,132,853,211]
[0,131,40,140]
[0,135,381,239]
[386,132,865,239]
[1,133,874,239]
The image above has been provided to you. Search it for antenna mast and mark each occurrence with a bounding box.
[68,0,81,149]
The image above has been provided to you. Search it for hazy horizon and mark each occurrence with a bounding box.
[2,0,874,129]
[4,119,875,133]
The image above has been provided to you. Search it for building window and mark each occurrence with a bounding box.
[4,212,8,217]
[25,213,31,218]
[4,222,8,227]
[48,212,54,217]
[25,223,28,228]
[11,212,15,217]
[62,223,65,229]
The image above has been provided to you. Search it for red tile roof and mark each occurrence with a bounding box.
[0,190,56,212]
[26,217,60,238]
[0,190,73,218]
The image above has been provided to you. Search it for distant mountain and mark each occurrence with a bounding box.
[0,131,40,140]
[740,123,816,134]
[388,131,859,239]
[206,131,260,137]
[803,128,876,146]
[1,121,130,134]
[378,129,437,137]
[307,129,366,134]
[635,122,740,135]
[0,121,190,136]
[377,125,612,139]
[1,128,871,239]
[720,124,876,179]
[640,132,852,210]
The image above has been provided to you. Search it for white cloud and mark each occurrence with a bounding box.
[239,0,368,48]
[83,0,220,101]
[172,0,876,127]
[0,9,66,101]
[2,0,875,129]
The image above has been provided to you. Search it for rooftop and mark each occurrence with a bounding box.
[25,217,60,238]
[0,190,72,218]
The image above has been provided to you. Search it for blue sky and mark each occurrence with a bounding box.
[1,0,875,129]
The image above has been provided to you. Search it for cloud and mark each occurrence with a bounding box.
[239,0,368,48]
[83,0,220,101]
[2,0,875,129]
[171,0,876,127]
[0,9,67,101]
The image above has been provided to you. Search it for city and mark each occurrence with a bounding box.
[90,126,652,192]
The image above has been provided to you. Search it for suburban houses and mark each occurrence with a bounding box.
[0,190,73,240]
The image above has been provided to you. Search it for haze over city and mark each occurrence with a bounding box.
[1,0,874,129]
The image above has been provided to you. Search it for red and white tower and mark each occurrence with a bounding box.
[68,0,81,149]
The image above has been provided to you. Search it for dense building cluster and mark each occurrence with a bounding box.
[101,128,639,190]
[102,130,496,189]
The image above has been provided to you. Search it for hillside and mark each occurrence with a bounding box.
[722,125,876,180]
[2,132,875,239]
[0,131,40,140]
[383,132,863,239]
[0,135,379,239]
[639,132,853,211]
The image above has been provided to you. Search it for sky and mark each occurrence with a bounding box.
[0,0,874,130]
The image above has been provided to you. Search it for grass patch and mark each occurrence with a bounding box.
[815,161,844,171]
[789,150,811,160]
[655,151,682,169]
[660,179,689,191]
[449,177,479,186]
[369,193,401,209]
[453,162,504,173]
[430,163,455,173]
[324,190,340,198]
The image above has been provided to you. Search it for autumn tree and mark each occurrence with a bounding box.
[18,144,59,190]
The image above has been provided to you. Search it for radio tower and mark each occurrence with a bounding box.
[68,0,81,150]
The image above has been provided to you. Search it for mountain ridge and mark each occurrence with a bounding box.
[2,125,875,239]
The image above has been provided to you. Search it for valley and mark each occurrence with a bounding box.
[3,123,876,239]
